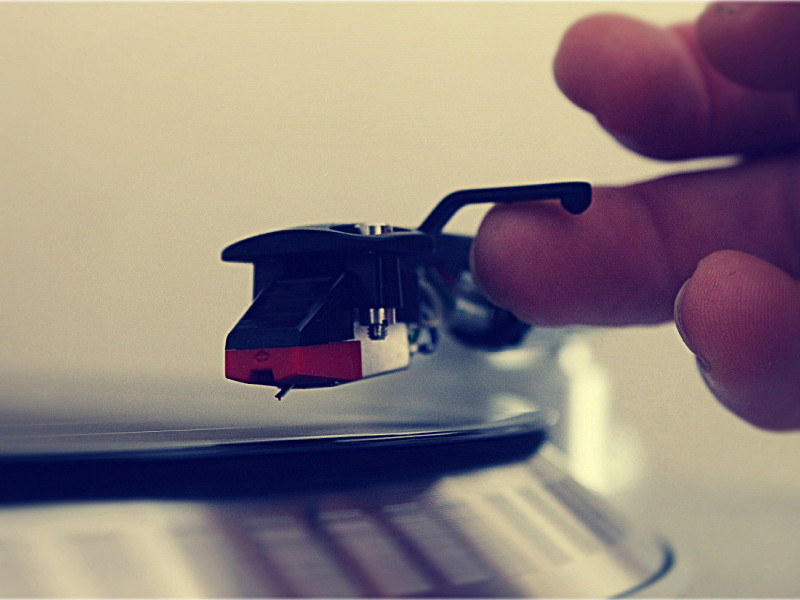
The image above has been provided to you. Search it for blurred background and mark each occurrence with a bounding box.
[2,3,799,593]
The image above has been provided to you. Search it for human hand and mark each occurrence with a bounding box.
[470,3,800,430]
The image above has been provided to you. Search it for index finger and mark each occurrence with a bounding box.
[470,154,800,327]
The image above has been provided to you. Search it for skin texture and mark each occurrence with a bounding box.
[470,2,800,430]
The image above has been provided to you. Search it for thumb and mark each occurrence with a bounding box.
[675,250,800,430]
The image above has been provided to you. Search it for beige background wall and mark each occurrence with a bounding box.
[3,3,799,486]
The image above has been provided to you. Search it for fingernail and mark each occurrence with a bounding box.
[695,355,720,396]
[712,3,738,16]
[675,277,712,375]
[706,2,760,19]
[673,279,690,343]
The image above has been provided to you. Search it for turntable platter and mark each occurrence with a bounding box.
[0,374,675,597]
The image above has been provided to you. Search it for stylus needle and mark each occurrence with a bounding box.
[275,384,294,401]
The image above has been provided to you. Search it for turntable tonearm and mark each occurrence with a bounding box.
[222,182,591,398]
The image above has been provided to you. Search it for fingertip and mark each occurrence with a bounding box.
[553,14,620,114]
[674,250,800,430]
[471,200,595,326]
[554,14,709,159]
[553,14,665,115]
[470,203,522,314]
